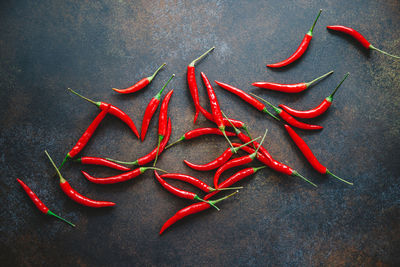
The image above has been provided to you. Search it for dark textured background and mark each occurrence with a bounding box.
[1,0,399,266]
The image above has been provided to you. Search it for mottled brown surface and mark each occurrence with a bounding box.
[0,0,399,266]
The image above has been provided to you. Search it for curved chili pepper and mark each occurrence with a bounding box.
[75,156,131,171]
[279,73,349,118]
[284,124,353,185]
[198,105,247,130]
[249,93,323,130]
[183,137,260,171]
[267,9,322,68]
[140,74,174,141]
[45,150,116,207]
[166,127,236,149]
[252,71,333,93]
[68,88,140,139]
[159,190,238,235]
[82,167,166,184]
[327,25,400,59]
[187,47,215,123]
[112,63,166,94]
[17,178,75,227]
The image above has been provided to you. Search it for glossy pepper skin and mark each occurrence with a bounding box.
[81,167,162,184]
[198,105,246,129]
[161,173,214,193]
[76,156,131,171]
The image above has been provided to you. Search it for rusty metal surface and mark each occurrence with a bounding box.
[1,0,399,266]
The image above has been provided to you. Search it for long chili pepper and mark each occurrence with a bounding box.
[166,127,236,149]
[107,118,172,166]
[160,173,242,193]
[112,63,166,94]
[201,72,234,149]
[82,167,167,184]
[45,150,116,207]
[183,137,261,171]
[284,124,353,185]
[159,190,238,235]
[155,170,220,210]
[187,47,215,123]
[198,105,249,132]
[68,88,140,139]
[252,71,333,93]
[327,25,400,59]
[154,89,174,166]
[267,9,322,68]
[213,128,268,188]
[75,156,131,171]
[140,74,174,141]
[215,80,280,121]
[249,93,323,131]
[16,178,75,227]
[59,106,110,169]
[279,73,349,119]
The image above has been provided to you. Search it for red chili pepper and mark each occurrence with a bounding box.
[17,178,75,227]
[267,9,322,68]
[215,80,280,121]
[68,88,140,139]
[252,71,333,93]
[284,124,353,185]
[279,73,349,119]
[327,25,400,59]
[198,105,247,130]
[75,156,131,171]
[159,190,238,235]
[140,75,174,141]
[45,150,116,207]
[166,127,236,149]
[107,118,172,166]
[249,93,323,131]
[183,137,260,171]
[187,47,215,123]
[82,167,166,184]
[112,63,166,94]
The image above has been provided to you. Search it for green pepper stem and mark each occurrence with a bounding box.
[47,210,75,227]
[105,157,138,166]
[45,150,66,183]
[250,128,268,159]
[189,47,215,67]
[165,136,185,149]
[148,63,167,82]
[262,107,281,121]
[209,190,239,206]
[253,166,267,173]
[155,74,175,100]
[305,70,334,88]
[220,126,235,150]
[142,167,168,173]
[370,45,400,59]
[58,154,70,170]
[213,186,244,192]
[308,9,322,36]
[233,136,261,153]
[68,88,100,107]
[328,72,349,100]
[292,170,317,187]
[326,169,353,185]
[221,111,241,135]
[249,93,281,114]
[153,135,163,167]
[194,195,220,210]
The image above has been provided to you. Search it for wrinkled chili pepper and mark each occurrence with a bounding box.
[249,93,323,130]
[279,73,349,118]
[75,156,131,171]
[112,63,166,94]
[17,178,75,227]
[140,74,174,141]
[82,167,166,184]
[187,47,215,123]
[252,71,333,93]
[267,9,322,68]
[159,190,238,235]
[327,25,400,59]
[45,150,116,207]
[68,88,140,139]
[284,124,353,185]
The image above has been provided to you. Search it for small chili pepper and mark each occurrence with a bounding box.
[215,80,280,121]
[183,137,261,171]
[159,190,238,235]
[284,124,353,185]
[214,128,268,188]
[82,167,166,184]
[249,93,323,131]
[187,47,215,123]
[279,73,349,119]
[74,156,131,171]
[112,63,166,94]
[252,70,333,93]
[107,118,172,166]
[160,173,242,193]
[327,25,400,59]
[68,88,140,139]
[166,127,236,149]
[267,9,322,68]
[17,178,75,227]
[198,104,248,131]
[154,170,219,210]
[45,150,116,207]
[140,74,174,141]
[154,89,174,166]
